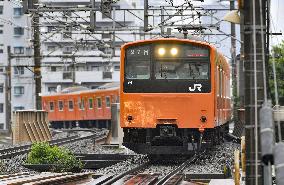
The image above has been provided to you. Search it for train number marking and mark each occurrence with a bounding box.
[128,81,133,85]
[144,50,149,55]
[188,84,202,92]
[130,49,149,55]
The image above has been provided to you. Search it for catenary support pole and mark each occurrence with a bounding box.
[243,0,267,184]
[33,0,42,110]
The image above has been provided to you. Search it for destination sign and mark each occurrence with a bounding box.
[126,45,151,60]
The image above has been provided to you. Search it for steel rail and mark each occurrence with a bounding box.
[100,161,152,185]
[0,135,79,158]
[155,155,197,185]
[0,133,107,159]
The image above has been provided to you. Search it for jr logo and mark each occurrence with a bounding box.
[127,81,133,85]
[189,84,202,92]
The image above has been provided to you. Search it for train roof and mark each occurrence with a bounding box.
[121,37,214,49]
[42,82,119,97]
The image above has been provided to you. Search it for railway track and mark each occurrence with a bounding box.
[155,155,197,185]
[0,132,107,159]
[0,172,94,185]
[93,154,198,185]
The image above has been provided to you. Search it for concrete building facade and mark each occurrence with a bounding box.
[39,0,136,94]
[0,0,34,131]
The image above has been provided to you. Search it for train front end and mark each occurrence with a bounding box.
[120,39,216,155]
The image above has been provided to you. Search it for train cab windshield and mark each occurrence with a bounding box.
[124,42,211,93]
[155,61,209,80]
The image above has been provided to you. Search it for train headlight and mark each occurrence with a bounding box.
[200,116,207,123]
[158,48,166,56]
[170,48,178,56]
[127,115,133,122]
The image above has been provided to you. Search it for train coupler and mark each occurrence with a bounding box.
[198,125,205,133]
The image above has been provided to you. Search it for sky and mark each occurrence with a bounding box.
[270,0,284,47]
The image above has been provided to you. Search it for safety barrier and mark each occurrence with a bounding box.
[12,110,52,144]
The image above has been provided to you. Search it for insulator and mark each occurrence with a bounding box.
[260,101,275,165]
[274,142,284,185]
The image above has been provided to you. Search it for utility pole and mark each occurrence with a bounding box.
[5,46,12,132]
[32,0,42,110]
[230,0,237,122]
[144,0,149,32]
[72,56,76,85]
[90,0,96,32]
[160,7,165,35]
[112,6,116,57]
[244,0,266,184]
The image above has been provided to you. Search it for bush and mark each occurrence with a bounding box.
[26,142,83,172]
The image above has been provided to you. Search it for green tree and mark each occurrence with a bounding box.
[269,41,284,105]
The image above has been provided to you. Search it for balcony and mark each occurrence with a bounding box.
[42,71,120,83]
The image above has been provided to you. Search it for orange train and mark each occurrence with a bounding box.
[120,38,231,155]
[41,84,119,129]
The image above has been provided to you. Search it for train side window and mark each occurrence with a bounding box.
[78,98,85,110]
[68,100,74,111]
[58,100,64,111]
[49,101,54,111]
[105,96,110,108]
[89,98,93,109]
[97,97,102,109]
[80,98,85,110]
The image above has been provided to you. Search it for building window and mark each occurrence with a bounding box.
[0,6,3,14]
[14,47,24,54]
[105,96,111,108]
[0,103,3,113]
[49,102,54,111]
[102,33,111,39]
[50,66,57,72]
[97,97,102,108]
[58,100,64,111]
[0,49,3,53]
[14,8,23,16]
[68,100,74,111]
[14,66,25,75]
[14,27,24,35]
[114,65,120,71]
[91,66,100,71]
[14,86,24,95]
[63,46,73,54]
[0,68,4,73]
[0,84,3,93]
[88,98,93,109]
[0,29,3,34]
[103,71,112,79]
[47,45,56,51]
[26,47,32,55]
[47,26,56,32]
[48,86,56,93]
[0,123,4,130]
[63,26,72,38]
[14,106,24,111]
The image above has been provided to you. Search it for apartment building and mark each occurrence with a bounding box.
[39,0,136,93]
[0,0,34,131]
